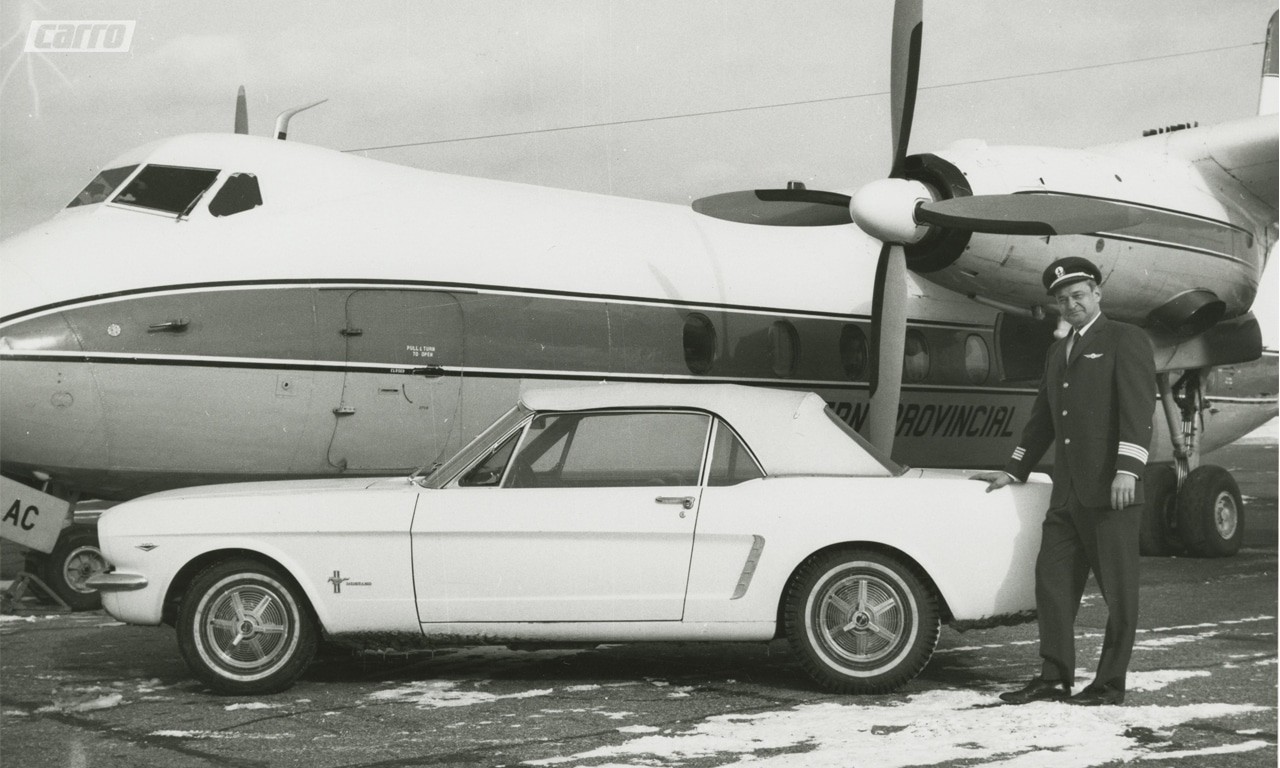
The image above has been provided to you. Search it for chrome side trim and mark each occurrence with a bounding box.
[730,535,766,600]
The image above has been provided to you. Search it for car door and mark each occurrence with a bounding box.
[412,410,711,623]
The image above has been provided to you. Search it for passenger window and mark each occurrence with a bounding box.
[904,330,930,382]
[839,324,868,380]
[208,173,262,217]
[964,334,991,384]
[683,314,717,374]
[707,421,764,486]
[508,412,710,488]
[66,165,138,208]
[770,321,799,377]
[113,164,221,216]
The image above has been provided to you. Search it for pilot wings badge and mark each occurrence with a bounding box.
[1084,353,1104,359]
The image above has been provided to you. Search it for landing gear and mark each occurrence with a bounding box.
[1176,465,1244,558]
[1140,370,1244,558]
[23,525,108,611]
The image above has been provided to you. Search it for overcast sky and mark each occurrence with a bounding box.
[0,0,1274,240]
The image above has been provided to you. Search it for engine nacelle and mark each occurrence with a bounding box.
[898,144,1267,331]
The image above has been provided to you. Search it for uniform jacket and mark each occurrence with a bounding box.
[1004,314,1157,508]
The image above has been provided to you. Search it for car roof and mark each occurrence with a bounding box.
[518,382,895,477]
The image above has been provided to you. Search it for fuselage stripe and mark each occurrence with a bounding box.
[0,351,1047,396]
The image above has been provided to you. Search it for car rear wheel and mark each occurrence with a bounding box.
[177,559,317,695]
[784,549,940,694]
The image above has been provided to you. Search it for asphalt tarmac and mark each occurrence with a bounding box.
[2,439,1275,768]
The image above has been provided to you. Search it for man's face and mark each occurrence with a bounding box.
[1054,280,1101,330]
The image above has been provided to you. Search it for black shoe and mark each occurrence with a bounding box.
[999,677,1071,704]
[1066,685,1125,706]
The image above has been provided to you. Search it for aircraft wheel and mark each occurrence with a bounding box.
[40,525,107,611]
[1138,464,1181,557]
[784,549,939,694]
[1175,465,1244,558]
[177,558,318,695]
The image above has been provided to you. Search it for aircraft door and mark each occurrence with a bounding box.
[328,289,464,472]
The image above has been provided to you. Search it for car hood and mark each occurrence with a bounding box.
[129,476,410,503]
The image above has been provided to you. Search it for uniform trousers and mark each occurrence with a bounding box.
[1035,493,1141,691]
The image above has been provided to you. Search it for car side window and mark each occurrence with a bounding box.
[507,411,710,488]
[706,420,765,486]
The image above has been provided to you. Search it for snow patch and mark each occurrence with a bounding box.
[368,680,554,708]
[225,702,280,711]
[149,730,294,740]
[1125,669,1211,692]
[524,689,1266,768]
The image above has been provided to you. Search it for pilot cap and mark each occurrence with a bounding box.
[1043,257,1102,294]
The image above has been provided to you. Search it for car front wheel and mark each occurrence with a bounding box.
[784,549,940,694]
[177,559,318,695]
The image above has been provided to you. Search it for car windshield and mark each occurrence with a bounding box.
[413,404,532,488]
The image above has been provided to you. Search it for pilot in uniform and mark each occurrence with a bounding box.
[976,256,1156,706]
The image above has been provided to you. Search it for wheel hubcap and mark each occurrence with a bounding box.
[204,585,292,671]
[817,571,909,665]
[1213,491,1238,539]
[63,546,108,594]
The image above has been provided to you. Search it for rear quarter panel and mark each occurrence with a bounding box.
[685,472,1050,624]
[96,485,421,633]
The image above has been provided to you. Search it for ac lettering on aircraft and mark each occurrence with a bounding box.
[406,345,437,359]
[3,499,39,532]
[23,21,136,53]
[829,401,1018,439]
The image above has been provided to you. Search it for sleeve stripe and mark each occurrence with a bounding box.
[1117,442,1149,463]
[1011,447,1026,461]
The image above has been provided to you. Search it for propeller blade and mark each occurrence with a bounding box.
[889,0,923,176]
[867,243,908,455]
[234,85,249,135]
[916,193,1145,235]
[691,188,852,226]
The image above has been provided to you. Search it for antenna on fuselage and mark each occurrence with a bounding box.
[234,85,249,134]
[274,99,328,140]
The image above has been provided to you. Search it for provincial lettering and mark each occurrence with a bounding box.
[827,400,1019,440]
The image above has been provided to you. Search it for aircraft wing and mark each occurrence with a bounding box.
[1162,114,1279,213]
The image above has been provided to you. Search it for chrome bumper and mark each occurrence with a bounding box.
[85,571,149,592]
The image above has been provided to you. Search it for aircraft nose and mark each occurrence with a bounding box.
[0,233,110,493]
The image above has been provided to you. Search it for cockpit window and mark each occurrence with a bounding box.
[66,165,138,208]
[112,164,221,216]
[208,173,262,217]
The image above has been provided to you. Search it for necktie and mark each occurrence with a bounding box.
[1065,330,1078,361]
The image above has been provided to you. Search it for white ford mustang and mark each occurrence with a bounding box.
[89,383,1050,695]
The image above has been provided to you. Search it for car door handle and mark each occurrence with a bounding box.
[655,496,695,510]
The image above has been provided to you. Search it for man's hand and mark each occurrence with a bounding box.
[1111,473,1136,510]
[971,471,1016,493]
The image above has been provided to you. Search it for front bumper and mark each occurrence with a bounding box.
[85,571,149,592]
